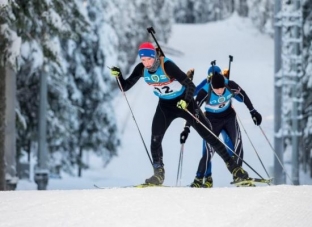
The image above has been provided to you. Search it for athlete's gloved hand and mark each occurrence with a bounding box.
[180,126,190,144]
[250,109,262,126]
[177,100,188,110]
[110,66,121,77]
[222,68,229,78]
[186,68,195,81]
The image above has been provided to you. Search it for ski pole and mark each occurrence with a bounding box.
[176,144,184,186]
[208,60,216,80]
[147,27,165,57]
[211,60,216,74]
[259,126,294,185]
[183,108,266,180]
[175,68,194,186]
[112,68,153,165]
[228,55,233,78]
[235,113,271,179]
[180,144,184,185]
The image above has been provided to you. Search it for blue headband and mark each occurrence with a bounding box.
[138,49,156,58]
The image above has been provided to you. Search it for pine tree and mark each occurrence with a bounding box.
[13,0,82,175]
[3,0,175,180]
[11,0,117,176]
[62,0,119,176]
[247,0,273,35]
[0,29,6,189]
[106,0,174,74]
[174,0,230,23]
[302,0,312,177]
[0,1,22,190]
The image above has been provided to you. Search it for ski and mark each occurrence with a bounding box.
[94,184,121,189]
[94,183,169,189]
[95,179,273,189]
[230,177,273,186]
[134,183,168,188]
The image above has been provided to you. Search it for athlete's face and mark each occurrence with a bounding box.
[141,57,155,69]
[212,87,225,96]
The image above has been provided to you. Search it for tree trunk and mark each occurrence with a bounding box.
[0,51,6,190]
[235,0,248,17]
[78,147,83,177]
[4,66,17,190]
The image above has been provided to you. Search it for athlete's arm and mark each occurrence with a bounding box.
[117,63,144,91]
[228,80,254,110]
[164,61,195,103]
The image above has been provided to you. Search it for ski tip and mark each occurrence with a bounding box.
[94,184,103,189]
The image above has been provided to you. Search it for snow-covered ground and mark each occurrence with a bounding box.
[2,185,312,227]
[4,13,312,227]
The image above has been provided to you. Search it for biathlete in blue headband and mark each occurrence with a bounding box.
[110,43,250,186]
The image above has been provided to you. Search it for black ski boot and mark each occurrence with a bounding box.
[226,157,249,181]
[145,165,165,185]
[202,176,213,188]
[190,177,203,188]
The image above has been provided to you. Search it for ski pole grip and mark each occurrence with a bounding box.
[147,27,155,34]
[228,55,233,79]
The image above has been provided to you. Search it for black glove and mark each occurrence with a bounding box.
[180,126,190,144]
[250,109,262,126]
[110,66,121,77]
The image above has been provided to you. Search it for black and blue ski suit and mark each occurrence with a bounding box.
[116,57,239,173]
[190,76,255,179]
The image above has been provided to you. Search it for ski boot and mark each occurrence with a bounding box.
[226,157,249,181]
[202,176,213,188]
[190,177,203,188]
[233,175,256,187]
[234,175,255,187]
[145,164,165,185]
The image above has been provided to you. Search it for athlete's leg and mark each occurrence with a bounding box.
[223,115,244,166]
